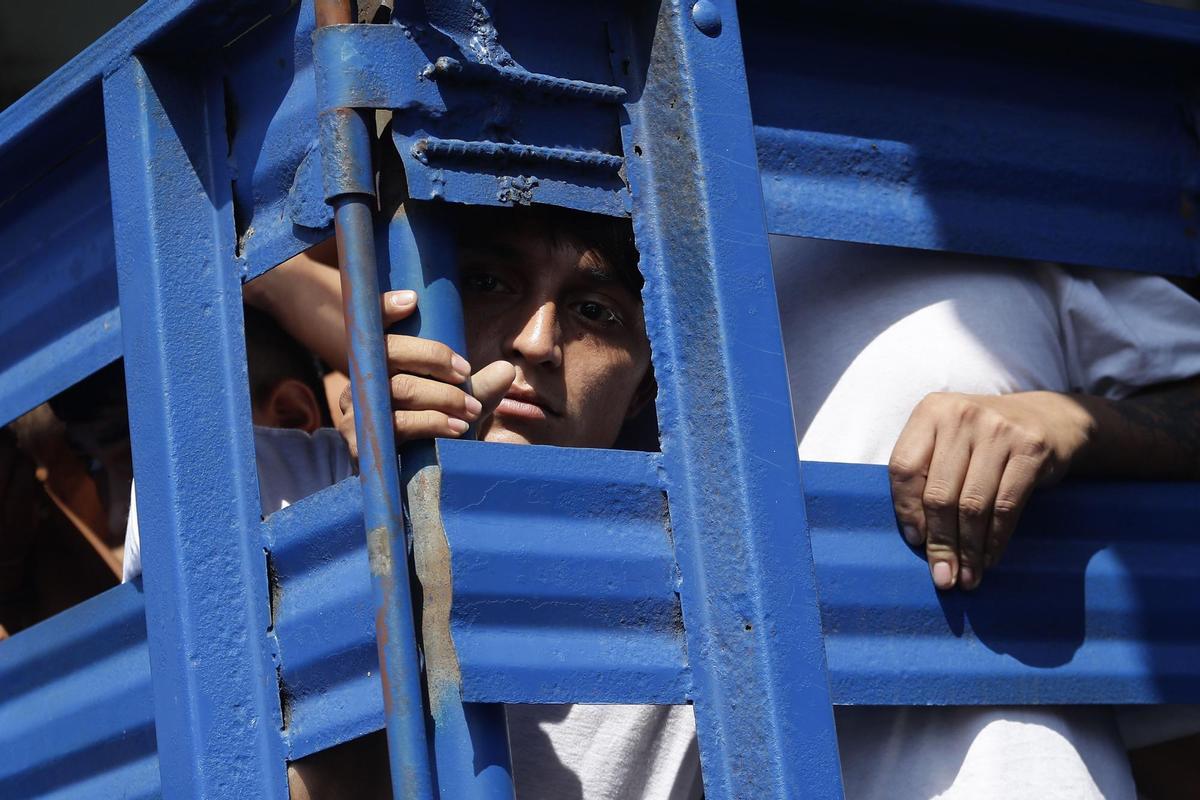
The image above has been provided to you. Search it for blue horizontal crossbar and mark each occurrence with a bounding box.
[744,1,1200,277]
[4,444,1196,795]
[0,582,157,799]
[805,463,1200,705]
[5,0,1199,428]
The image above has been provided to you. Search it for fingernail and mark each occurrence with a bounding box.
[902,524,922,546]
[931,561,953,589]
[448,418,469,434]
[389,290,417,308]
[960,567,975,588]
[464,395,483,417]
[451,354,471,377]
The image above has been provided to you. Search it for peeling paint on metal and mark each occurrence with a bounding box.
[408,464,463,717]
[366,525,394,578]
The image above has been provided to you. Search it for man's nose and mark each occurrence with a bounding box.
[509,302,563,369]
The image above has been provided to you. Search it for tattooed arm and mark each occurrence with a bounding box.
[889,378,1200,591]
[1071,377,1200,482]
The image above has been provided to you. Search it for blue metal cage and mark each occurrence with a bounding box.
[1,1,1198,797]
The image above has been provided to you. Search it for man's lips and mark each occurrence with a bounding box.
[496,387,558,421]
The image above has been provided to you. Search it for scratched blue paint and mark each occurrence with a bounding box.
[0,465,1195,796]
[311,19,630,217]
[381,187,515,795]
[435,441,690,704]
[3,464,1199,797]
[615,2,845,796]
[103,56,289,798]
[263,478,382,760]
[223,0,332,272]
[3,0,1200,797]
[317,98,437,799]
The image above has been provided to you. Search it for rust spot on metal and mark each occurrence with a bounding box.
[408,464,463,719]
[374,563,402,718]
[366,525,393,578]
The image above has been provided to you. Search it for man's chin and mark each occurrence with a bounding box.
[479,417,543,447]
[481,428,536,446]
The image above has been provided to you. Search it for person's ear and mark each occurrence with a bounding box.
[255,379,322,433]
[625,371,657,420]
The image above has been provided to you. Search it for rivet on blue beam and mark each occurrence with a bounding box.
[691,0,723,37]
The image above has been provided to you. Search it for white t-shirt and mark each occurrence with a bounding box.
[773,235,1200,800]
[124,239,1200,799]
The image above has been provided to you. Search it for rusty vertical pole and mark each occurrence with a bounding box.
[316,2,435,797]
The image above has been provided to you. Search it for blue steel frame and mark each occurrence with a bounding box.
[1,0,1200,798]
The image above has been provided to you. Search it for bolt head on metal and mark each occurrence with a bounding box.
[691,0,722,36]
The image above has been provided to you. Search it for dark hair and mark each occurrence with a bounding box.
[243,306,330,426]
[452,204,643,296]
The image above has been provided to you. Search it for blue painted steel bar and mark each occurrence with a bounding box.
[0,141,120,428]
[744,1,1200,277]
[103,57,288,798]
[385,203,516,798]
[4,0,1200,796]
[11,0,1200,438]
[315,3,514,792]
[0,583,158,799]
[0,0,317,428]
[266,443,689,763]
[260,478,381,760]
[431,441,690,705]
[4,458,1198,797]
[805,464,1200,705]
[318,102,436,798]
[617,1,844,797]
[272,451,1200,721]
[311,20,630,217]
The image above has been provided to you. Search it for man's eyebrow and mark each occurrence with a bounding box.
[459,241,523,262]
[580,262,616,284]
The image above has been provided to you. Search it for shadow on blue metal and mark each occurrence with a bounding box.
[3,0,1200,797]
[0,583,157,799]
[746,0,1200,277]
[105,54,289,798]
[806,463,1200,705]
[6,454,1197,795]
[616,1,844,795]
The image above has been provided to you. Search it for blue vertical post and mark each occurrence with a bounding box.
[385,201,516,798]
[619,1,845,797]
[104,57,289,798]
[318,101,437,798]
[313,2,514,793]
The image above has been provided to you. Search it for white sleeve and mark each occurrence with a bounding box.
[119,428,352,583]
[1056,267,1200,399]
[253,426,354,515]
[121,481,141,583]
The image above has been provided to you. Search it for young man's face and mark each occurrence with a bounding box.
[460,222,652,450]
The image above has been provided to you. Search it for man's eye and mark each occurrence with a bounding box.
[464,273,501,292]
[576,301,621,326]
